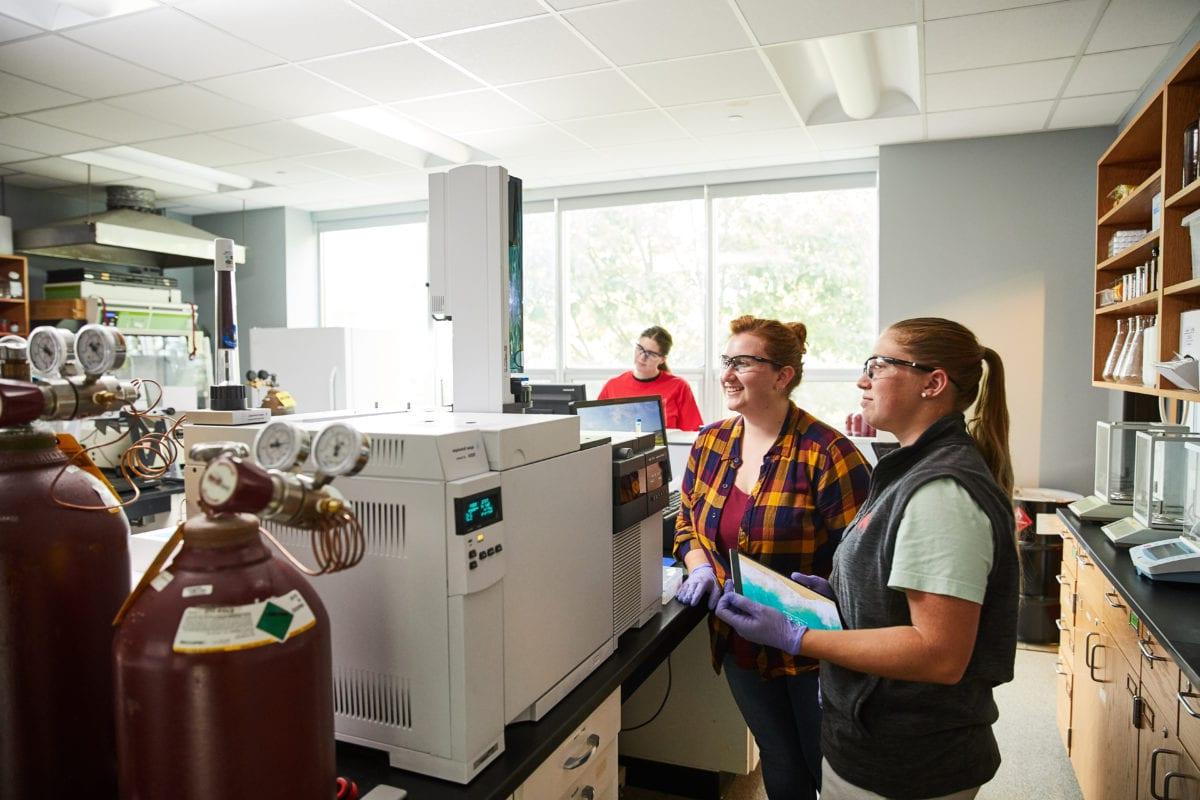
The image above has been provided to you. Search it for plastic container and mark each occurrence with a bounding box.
[1184,207,1200,279]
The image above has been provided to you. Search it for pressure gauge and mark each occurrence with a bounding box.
[75,324,126,376]
[199,459,240,507]
[253,420,311,472]
[312,423,370,477]
[28,326,75,376]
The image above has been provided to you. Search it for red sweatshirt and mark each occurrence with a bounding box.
[597,370,703,431]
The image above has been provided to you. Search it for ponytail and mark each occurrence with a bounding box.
[970,347,1013,498]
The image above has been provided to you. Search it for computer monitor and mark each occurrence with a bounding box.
[572,395,667,447]
[528,383,587,415]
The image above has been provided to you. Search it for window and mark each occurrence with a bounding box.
[523,210,556,370]
[562,199,705,370]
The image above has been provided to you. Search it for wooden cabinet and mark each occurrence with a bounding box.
[0,254,28,336]
[1092,41,1200,402]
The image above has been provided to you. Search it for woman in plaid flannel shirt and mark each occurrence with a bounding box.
[673,315,871,800]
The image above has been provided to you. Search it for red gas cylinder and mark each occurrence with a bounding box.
[0,425,131,798]
[113,512,335,798]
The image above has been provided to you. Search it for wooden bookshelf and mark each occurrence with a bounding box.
[0,255,29,337]
[1092,41,1200,398]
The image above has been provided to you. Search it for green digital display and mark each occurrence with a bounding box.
[454,488,503,536]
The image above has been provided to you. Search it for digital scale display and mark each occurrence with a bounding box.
[1147,540,1193,560]
[454,488,503,536]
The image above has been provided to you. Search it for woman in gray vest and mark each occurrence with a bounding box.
[716,317,1018,800]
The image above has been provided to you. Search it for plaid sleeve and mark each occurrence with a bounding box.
[672,436,705,561]
[815,438,872,534]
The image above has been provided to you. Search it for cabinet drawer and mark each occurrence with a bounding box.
[564,740,617,800]
[1061,534,1079,582]
[1098,583,1142,674]
[1179,675,1200,768]
[1056,661,1072,754]
[1075,549,1103,617]
[1139,630,1180,731]
[518,690,620,800]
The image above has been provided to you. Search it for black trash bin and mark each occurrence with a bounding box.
[1013,488,1082,644]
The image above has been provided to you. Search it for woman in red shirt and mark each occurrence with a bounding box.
[598,326,703,431]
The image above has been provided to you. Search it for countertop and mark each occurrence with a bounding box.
[1058,509,1200,687]
[336,599,707,799]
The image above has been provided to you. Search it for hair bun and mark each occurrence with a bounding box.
[787,322,808,354]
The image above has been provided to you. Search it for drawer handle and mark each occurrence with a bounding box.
[1150,748,1178,800]
[1054,573,1069,586]
[1139,639,1168,665]
[1055,618,1070,632]
[563,733,600,770]
[1164,771,1198,800]
[1054,660,1069,676]
[1077,553,1091,567]
[1084,632,1099,669]
[578,787,595,800]
[1104,591,1126,609]
[1180,689,1200,719]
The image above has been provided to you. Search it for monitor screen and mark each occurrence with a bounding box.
[528,383,587,414]
[573,396,666,447]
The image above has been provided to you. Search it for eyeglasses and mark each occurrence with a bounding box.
[861,354,938,380]
[634,343,664,360]
[720,354,784,374]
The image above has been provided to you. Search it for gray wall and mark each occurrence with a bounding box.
[879,128,1116,494]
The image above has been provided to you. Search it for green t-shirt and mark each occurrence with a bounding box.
[887,478,994,604]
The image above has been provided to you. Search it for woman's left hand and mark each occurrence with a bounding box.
[715,581,808,656]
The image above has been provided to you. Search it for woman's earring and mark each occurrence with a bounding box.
[921,391,928,398]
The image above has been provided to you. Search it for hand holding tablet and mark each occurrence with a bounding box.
[728,551,842,631]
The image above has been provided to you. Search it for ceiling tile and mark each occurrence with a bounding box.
[0,35,175,97]
[0,72,83,113]
[693,127,814,160]
[546,0,611,9]
[559,109,685,147]
[0,142,40,163]
[1088,0,1200,53]
[500,70,651,121]
[197,66,366,118]
[305,44,481,103]
[1066,45,1173,96]
[26,102,189,142]
[0,14,39,42]
[926,100,1053,139]
[596,138,707,170]
[459,124,587,157]
[926,58,1073,112]
[137,133,268,166]
[666,95,796,137]
[0,117,110,154]
[63,7,281,81]
[563,0,749,66]
[424,16,606,85]
[735,0,917,46]
[5,156,132,183]
[178,0,400,60]
[1050,91,1138,128]
[298,149,416,177]
[624,50,777,107]
[352,0,544,37]
[925,0,1064,20]
[392,90,540,134]
[805,114,923,149]
[212,121,351,158]
[225,158,337,186]
[105,85,276,132]
[925,0,1100,73]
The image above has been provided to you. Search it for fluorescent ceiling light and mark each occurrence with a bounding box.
[296,107,474,169]
[63,146,254,192]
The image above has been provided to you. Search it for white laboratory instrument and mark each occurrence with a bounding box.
[182,410,616,783]
[1102,432,1200,547]
[847,433,901,467]
[606,431,669,639]
[1129,441,1200,583]
[1069,421,1187,521]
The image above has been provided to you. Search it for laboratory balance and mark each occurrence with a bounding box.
[1102,431,1200,547]
[1130,441,1200,583]
[1068,421,1187,521]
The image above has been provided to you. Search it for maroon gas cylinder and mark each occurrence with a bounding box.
[113,512,335,799]
[0,425,131,798]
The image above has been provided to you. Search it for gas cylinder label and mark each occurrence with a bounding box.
[151,571,174,592]
[172,590,316,654]
[181,584,213,598]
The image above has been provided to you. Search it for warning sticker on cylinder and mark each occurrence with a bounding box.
[172,590,316,654]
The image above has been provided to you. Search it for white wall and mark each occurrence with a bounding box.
[879,128,1116,494]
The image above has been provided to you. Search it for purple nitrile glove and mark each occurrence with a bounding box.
[676,563,722,610]
[790,572,835,601]
[715,581,808,655]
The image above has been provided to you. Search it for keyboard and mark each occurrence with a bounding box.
[664,489,681,517]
